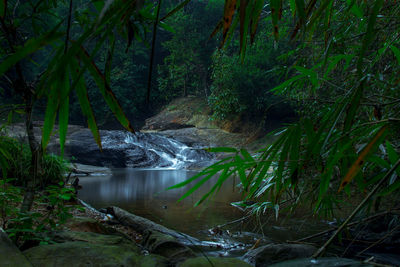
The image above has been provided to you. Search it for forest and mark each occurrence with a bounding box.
[0,0,399,266]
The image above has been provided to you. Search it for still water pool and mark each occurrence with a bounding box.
[77,168,331,257]
[78,168,243,237]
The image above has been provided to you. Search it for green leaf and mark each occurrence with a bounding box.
[249,0,264,43]
[60,194,71,200]
[77,46,135,133]
[294,66,318,88]
[42,82,61,149]
[160,0,191,21]
[390,45,400,65]
[289,0,296,16]
[167,157,234,190]
[239,0,250,61]
[240,149,254,162]
[295,0,306,25]
[271,74,304,94]
[70,59,102,150]
[356,0,383,76]
[195,167,236,206]
[270,0,282,39]
[159,21,176,33]
[58,72,70,156]
[221,0,238,47]
[350,4,363,18]
[379,180,400,196]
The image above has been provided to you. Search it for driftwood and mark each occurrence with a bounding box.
[110,206,202,246]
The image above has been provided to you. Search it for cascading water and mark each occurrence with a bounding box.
[65,129,212,168]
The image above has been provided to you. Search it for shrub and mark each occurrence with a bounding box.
[0,136,67,187]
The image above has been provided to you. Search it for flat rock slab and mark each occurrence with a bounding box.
[23,241,168,267]
[47,230,130,246]
[0,228,32,267]
[269,257,373,267]
[242,243,317,266]
[178,256,252,267]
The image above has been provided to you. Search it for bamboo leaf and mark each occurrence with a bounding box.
[178,173,213,202]
[209,20,223,40]
[356,0,383,76]
[221,0,237,47]
[195,167,236,206]
[239,0,250,60]
[379,180,400,196]
[71,62,102,150]
[77,46,135,133]
[240,149,254,162]
[168,157,234,189]
[270,0,281,40]
[306,0,332,33]
[159,21,176,33]
[339,125,388,192]
[386,141,399,166]
[0,0,6,18]
[58,72,70,156]
[250,0,264,43]
[160,0,191,21]
[42,83,61,149]
[390,45,400,65]
[295,0,305,25]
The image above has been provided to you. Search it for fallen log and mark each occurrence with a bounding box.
[110,206,202,246]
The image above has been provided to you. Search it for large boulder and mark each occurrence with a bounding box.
[242,243,317,266]
[24,230,169,267]
[142,230,195,263]
[23,241,168,267]
[56,129,212,168]
[0,228,32,267]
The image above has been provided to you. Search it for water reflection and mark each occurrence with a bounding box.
[78,168,243,236]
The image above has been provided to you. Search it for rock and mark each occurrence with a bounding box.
[142,230,195,262]
[23,241,168,267]
[46,231,129,246]
[67,163,111,176]
[178,256,252,267]
[242,243,317,266]
[141,97,208,132]
[64,217,116,235]
[268,257,373,267]
[60,129,212,168]
[0,228,32,267]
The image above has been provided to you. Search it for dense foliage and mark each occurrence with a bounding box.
[171,0,400,221]
[1,0,400,256]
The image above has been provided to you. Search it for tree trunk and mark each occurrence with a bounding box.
[20,91,41,213]
[1,14,42,213]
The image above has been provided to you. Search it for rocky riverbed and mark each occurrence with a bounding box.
[0,199,377,267]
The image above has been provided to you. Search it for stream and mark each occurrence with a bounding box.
[77,168,330,257]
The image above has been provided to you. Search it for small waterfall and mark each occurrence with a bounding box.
[66,129,213,169]
[122,132,210,168]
